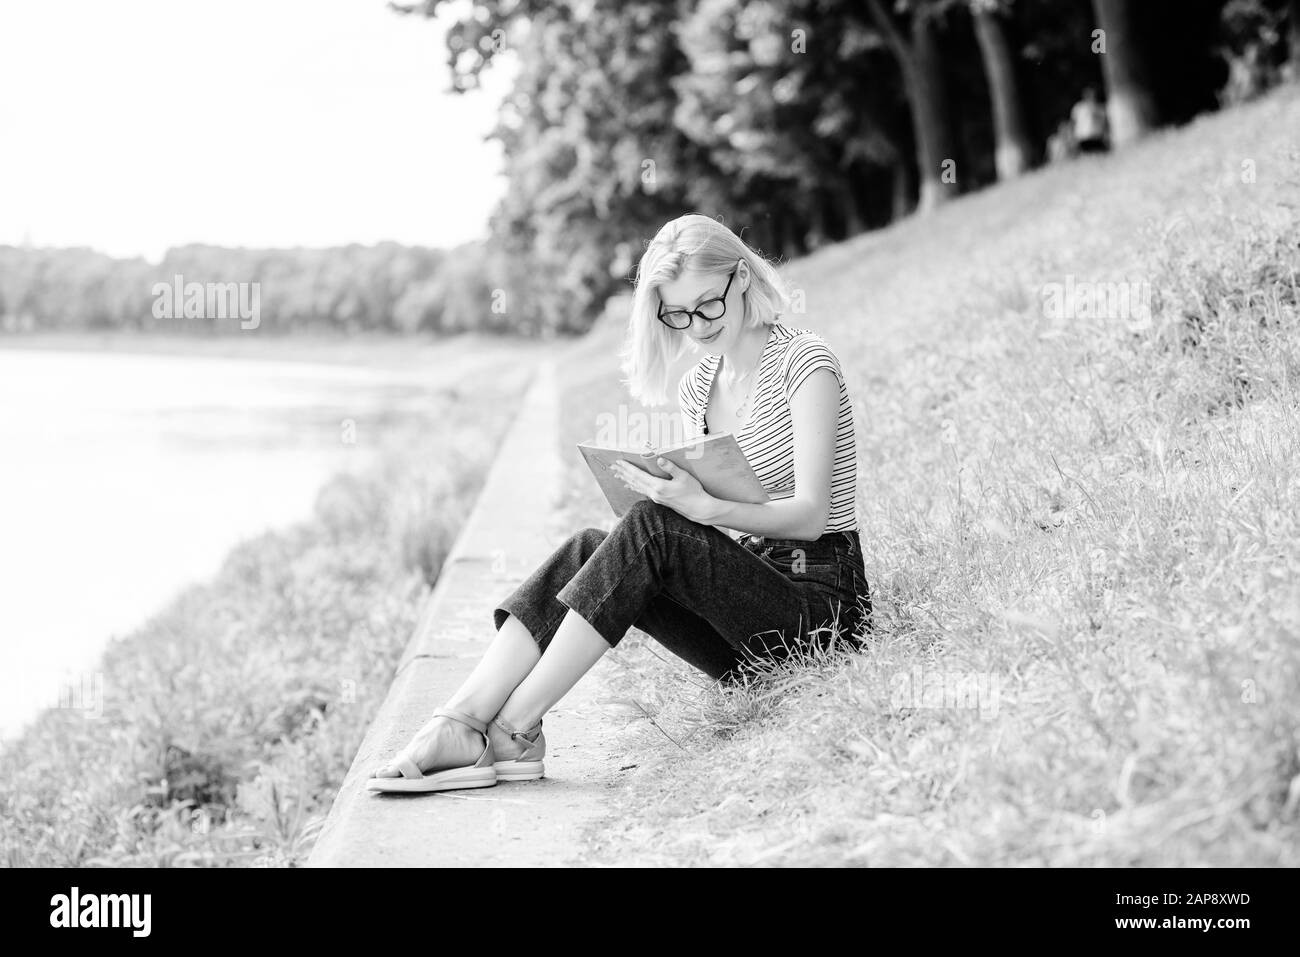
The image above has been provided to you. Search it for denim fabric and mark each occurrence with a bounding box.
[493,499,872,682]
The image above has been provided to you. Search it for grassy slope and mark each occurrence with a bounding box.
[561,86,1300,866]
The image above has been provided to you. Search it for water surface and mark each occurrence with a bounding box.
[0,346,458,740]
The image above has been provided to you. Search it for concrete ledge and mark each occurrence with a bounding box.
[307,360,625,867]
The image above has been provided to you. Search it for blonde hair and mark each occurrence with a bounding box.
[620,213,790,406]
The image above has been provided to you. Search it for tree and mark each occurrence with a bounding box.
[672,0,899,253]
[485,1,709,331]
[864,0,960,212]
[1091,0,1160,146]
[1289,0,1300,75]
[970,0,1035,178]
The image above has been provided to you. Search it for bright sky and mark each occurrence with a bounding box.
[0,0,514,261]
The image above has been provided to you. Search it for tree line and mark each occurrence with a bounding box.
[3,0,1295,338]
[398,0,1300,333]
[0,242,513,336]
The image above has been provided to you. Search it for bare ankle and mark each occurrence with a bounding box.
[494,708,541,737]
[438,701,493,727]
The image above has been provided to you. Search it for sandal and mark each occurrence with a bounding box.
[491,715,546,781]
[365,707,497,793]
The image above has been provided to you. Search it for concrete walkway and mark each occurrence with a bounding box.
[307,360,631,867]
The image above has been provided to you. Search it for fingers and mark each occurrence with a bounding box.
[610,462,633,491]
[612,460,660,498]
[614,458,653,477]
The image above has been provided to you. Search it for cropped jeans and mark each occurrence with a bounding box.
[493,499,872,682]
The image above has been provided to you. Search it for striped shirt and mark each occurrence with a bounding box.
[677,323,858,533]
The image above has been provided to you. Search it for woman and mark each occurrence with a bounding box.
[368,214,870,793]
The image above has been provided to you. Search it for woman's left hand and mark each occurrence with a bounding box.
[612,457,718,524]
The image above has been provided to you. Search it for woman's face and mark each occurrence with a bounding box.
[656,264,748,356]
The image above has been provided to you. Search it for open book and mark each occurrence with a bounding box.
[577,431,770,518]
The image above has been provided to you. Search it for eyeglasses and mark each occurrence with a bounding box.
[657,268,737,331]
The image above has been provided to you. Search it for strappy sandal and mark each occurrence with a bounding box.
[365,707,497,793]
[490,715,545,781]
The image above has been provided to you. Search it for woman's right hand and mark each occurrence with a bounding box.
[612,457,721,525]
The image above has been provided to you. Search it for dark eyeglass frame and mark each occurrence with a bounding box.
[656,268,737,331]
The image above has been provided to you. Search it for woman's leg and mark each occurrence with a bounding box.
[374,527,607,777]
[493,607,612,731]
[548,500,821,660]
[371,615,544,777]
[629,593,749,681]
[443,613,540,717]
[493,500,823,728]
[377,501,822,777]
[487,530,759,730]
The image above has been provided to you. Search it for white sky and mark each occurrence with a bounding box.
[0,0,514,261]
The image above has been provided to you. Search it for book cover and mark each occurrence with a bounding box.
[577,431,769,518]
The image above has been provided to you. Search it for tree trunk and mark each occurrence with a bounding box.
[786,206,810,258]
[838,180,866,237]
[769,209,786,259]
[865,0,957,214]
[1090,0,1160,146]
[972,5,1034,179]
[890,157,914,222]
[910,12,959,211]
[808,189,831,249]
[1290,0,1300,76]
[755,215,774,257]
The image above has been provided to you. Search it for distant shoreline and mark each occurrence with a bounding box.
[0,330,532,371]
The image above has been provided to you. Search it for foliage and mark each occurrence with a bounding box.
[8,3,1298,338]
[0,240,536,336]
[400,0,1298,333]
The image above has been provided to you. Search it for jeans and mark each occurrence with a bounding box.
[493,499,872,682]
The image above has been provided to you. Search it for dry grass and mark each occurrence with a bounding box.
[563,86,1300,866]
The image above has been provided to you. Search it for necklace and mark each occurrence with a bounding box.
[730,367,758,417]
[720,356,761,423]
[709,326,772,433]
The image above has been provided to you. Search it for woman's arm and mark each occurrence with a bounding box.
[613,366,840,540]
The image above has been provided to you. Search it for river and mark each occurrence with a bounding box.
[0,339,528,741]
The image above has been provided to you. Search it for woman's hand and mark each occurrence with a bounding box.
[611,457,719,525]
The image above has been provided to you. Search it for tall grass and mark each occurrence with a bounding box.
[568,87,1300,865]
[0,390,516,867]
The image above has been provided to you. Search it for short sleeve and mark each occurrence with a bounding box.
[677,366,705,437]
[677,368,696,415]
[781,333,844,404]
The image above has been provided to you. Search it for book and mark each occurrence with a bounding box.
[577,431,770,518]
